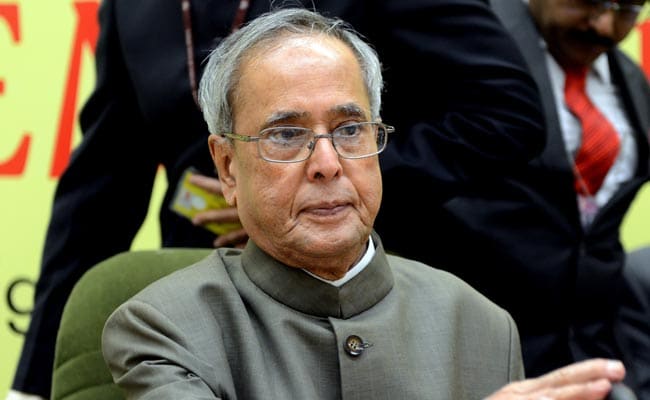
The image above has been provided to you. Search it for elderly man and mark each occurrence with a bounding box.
[9,0,546,397]
[101,8,625,399]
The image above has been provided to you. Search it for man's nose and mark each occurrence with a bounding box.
[306,136,342,180]
[589,9,617,38]
[309,135,339,160]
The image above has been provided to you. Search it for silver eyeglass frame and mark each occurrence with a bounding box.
[219,122,394,163]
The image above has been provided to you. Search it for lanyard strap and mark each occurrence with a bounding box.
[181,0,250,105]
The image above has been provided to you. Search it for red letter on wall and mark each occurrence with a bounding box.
[641,20,650,79]
[0,4,31,176]
[50,1,99,178]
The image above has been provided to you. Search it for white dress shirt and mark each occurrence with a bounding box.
[545,51,638,225]
[303,235,375,287]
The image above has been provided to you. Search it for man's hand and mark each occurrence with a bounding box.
[188,173,248,248]
[486,359,626,400]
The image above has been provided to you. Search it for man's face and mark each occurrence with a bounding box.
[212,34,382,277]
[529,0,643,69]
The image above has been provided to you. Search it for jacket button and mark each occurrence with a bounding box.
[344,335,371,357]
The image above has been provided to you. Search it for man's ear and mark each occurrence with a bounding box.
[208,134,237,205]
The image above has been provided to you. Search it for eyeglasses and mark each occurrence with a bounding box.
[569,0,646,20]
[221,122,394,163]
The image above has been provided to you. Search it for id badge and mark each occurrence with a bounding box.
[170,168,242,235]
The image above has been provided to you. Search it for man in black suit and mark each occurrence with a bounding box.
[376,0,650,395]
[7,1,544,399]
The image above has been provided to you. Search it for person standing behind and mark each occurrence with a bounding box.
[489,1,650,393]
[375,0,650,395]
[102,8,626,399]
[7,1,546,399]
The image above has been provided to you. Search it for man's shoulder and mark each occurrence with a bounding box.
[388,255,509,311]
[130,249,238,303]
[388,253,472,286]
[386,254,517,339]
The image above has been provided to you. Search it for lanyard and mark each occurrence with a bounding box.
[181,0,250,105]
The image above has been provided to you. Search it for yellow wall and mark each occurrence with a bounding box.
[0,1,164,395]
[619,14,650,251]
[0,1,648,397]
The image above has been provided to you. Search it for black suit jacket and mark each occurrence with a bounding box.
[619,245,650,397]
[15,0,544,397]
[378,0,650,389]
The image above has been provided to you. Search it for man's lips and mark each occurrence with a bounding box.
[303,202,350,216]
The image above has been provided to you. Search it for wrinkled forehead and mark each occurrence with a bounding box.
[246,41,365,101]
[240,31,347,65]
[233,32,367,103]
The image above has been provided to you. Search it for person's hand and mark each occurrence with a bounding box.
[486,359,626,400]
[188,173,248,248]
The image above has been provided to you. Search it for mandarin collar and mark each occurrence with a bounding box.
[240,231,393,318]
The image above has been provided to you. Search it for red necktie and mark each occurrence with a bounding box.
[564,67,620,195]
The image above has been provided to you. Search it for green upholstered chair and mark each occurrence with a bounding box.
[50,248,212,400]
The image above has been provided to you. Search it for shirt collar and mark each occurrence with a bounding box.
[303,235,375,287]
[591,54,611,84]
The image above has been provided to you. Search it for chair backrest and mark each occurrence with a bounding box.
[50,248,212,400]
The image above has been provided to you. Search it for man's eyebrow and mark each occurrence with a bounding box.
[264,111,309,127]
[262,103,367,128]
[330,103,366,118]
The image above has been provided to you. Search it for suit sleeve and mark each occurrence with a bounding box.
[17,0,159,384]
[47,0,159,265]
[103,300,222,400]
[507,313,526,381]
[372,0,545,192]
